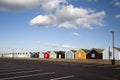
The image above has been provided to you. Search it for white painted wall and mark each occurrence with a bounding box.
[39,52,44,58]
[50,51,56,59]
[65,50,74,59]
[102,47,120,60]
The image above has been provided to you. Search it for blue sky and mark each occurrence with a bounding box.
[0,0,120,53]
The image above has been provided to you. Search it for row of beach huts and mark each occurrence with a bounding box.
[0,47,120,60]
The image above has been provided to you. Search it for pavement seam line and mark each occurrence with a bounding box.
[0,68,34,72]
[50,75,74,80]
[0,72,55,80]
[0,69,42,75]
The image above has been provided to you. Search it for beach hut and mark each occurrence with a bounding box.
[27,52,31,58]
[0,54,3,58]
[39,52,44,58]
[19,53,23,58]
[13,53,18,58]
[103,47,120,60]
[29,52,34,58]
[25,52,30,58]
[65,50,76,59]
[44,51,50,58]
[75,49,88,59]
[2,53,13,58]
[18,53,21,58]
[50,51,57,59]
[22,52,30,58]
[87,48,103,59]
[20,53,24,58]
[56,51,65,59]
[34,52,39,58]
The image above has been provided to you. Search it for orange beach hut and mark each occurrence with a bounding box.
[74,49,89,59]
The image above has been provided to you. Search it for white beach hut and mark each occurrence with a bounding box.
[102,47,120,60]
[65,50,75,59]
[50,51,57,59]
[39,52,44,58]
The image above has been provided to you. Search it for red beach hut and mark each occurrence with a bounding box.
[44,52,50,58]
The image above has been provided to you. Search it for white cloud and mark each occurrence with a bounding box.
[62,45,77,49]
[75,11,106,29]
[0,0,40,11]
[115,14,120,18]
[0,0,66,11]
[46,43,78,49]
[115,1,120,6]
[47,43,60,47]
[73,32,79,36]
[0,0,106,29]
[30,15,56,26]
[59,21,77,29]
[30,5,106,29]
[56,5,89,22]
[40,0,66,12]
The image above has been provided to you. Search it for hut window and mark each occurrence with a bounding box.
[78,54,81,58]
[91,53,95,58]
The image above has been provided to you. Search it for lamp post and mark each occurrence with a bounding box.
[111,31,115,65]
[12,49,14,58]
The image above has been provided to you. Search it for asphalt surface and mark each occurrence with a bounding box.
[0,58,120,80]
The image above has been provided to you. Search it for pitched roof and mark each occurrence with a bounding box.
[94,48,104,53]
[71,50,77,53]
[81,49,90,53]
[54,51,66,54]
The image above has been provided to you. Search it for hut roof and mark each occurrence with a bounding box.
[81,49,90,53]
[93,48,104,54]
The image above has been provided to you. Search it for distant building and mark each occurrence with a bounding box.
[102,47,120,60]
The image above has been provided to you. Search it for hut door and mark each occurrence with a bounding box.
[59,54,61,59]
[45,54,47,58]
[78,54,81,58]
[68,53,71,58]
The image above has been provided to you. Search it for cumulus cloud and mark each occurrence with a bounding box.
[73,32,79,36]
[58,21,77,29]
[56,5,89,22]
[39,0,66,12]
[115,14,120,18]
[30,5,106,29]
[0,0,106,29]
[30,15,56,26]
